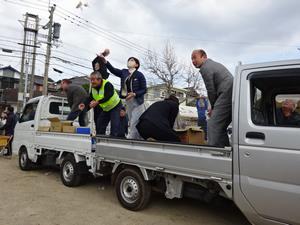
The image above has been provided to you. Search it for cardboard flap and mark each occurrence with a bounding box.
[48,117,60,122]
[61,121,73,126]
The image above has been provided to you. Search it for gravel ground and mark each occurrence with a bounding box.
[0,156,250,225]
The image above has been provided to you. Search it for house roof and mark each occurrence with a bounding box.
[0,65,54,84]
[56,76,90,85]
[34,75,54,85]
[0,65,20,74]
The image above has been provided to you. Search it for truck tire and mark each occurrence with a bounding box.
[18,147,33,171]
[115,168,151,211]
[60,154,82,187]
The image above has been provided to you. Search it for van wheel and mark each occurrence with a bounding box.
[115,168,151,211]
[60,154,82,187]
[19,147,33,171]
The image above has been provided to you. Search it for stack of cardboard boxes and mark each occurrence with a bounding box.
[38,117,77,133]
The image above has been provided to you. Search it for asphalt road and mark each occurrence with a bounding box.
[0,156,250,225]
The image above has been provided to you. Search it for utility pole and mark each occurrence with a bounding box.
[17,13,40,113]
[18,15,28,113]
[43,5,56,96]
[29,16,39,99]
[23,60,29,109]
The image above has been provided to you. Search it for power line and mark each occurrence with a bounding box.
[55,8,159,57]
[4,0,300,49]
[3,0,162,60]
[3,0,49,11]
[55,12,149,58]
[0,39,94,70]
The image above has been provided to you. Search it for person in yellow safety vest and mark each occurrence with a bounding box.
[79,71,122,136]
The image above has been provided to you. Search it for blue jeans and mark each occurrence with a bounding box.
[97,103,122,137]
[67,110,87,126]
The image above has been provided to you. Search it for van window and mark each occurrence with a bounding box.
[275,94,300,127]
[49,102,70,116]
[19,101,39,123]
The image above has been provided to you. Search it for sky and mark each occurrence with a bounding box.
[0,0,300,88]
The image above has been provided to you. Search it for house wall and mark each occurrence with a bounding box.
[145,86,187,105]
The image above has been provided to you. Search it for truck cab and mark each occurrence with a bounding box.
[13,96,71,158]
[233,59,300,225]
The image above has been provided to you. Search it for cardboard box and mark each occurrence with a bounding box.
[38,126,50,132]
[48,117,73,132]
[62,125,76,133]
[176,126,205,145]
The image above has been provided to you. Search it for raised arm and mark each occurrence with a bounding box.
[106,61,123,78]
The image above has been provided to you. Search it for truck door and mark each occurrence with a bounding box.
[238,67,300,224]
[15,100,39,154]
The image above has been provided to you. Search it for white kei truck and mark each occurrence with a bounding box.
[13,59,300,225]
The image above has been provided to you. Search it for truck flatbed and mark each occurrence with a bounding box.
[95,136,232,184]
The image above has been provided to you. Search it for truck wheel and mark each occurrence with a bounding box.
[60,154,82,187]
[19,147,33,171]
[115,168,151,211]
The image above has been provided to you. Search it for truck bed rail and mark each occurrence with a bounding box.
[96,137,232,183]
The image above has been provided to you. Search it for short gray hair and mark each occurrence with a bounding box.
[283,99,297,111]
[90,71,102,79]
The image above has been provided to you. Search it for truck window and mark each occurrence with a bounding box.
[49,102,70,116]
[250,69,300,127]
[275,94,300,127]
[19,102,39,123]
[251,85,265,125]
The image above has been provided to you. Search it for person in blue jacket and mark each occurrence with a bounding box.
[98,50,147,139]
[196,95,208,140]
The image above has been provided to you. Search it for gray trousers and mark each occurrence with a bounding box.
[207,96,232,147]
[126,98,145,140]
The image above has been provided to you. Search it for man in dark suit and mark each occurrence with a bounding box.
[136,95,180,142]
[192,49,233,147]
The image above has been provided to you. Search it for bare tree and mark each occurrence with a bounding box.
[184,65,201,90]
[143,42,183,94]
[184,64,207,95]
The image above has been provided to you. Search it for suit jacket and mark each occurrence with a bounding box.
[200,59,233,108]
[66,85,89,112]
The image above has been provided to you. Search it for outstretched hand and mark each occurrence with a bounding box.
[89,100,99,108]
[97,49,110,64]
[102,48,110,57]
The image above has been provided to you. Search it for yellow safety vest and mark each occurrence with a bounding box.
[91,79,120,112]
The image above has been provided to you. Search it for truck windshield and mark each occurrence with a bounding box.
[19,101,39,123]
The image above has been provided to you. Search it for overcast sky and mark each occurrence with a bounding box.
[0,0,300,87]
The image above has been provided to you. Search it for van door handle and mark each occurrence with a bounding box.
[246,132,265,140]
[31,124,34,128]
